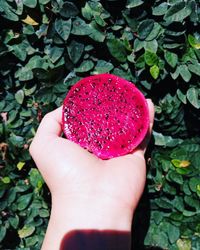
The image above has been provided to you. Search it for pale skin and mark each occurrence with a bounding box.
[29,99,154,250]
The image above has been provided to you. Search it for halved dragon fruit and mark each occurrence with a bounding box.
[62,73,149,159]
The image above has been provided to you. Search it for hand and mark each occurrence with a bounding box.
[29,99,154,250]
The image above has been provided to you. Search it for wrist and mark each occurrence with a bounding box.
[51,193,133,231]
[41,194,134,250]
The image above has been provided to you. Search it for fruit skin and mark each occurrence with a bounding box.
[62,73,149,160]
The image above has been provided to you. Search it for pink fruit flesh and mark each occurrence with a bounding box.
[62,73,149,159]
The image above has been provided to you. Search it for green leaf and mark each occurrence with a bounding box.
[29,168,44,189]
[188,34,200,49]
[81,2,93,20]
[71,17,92,36]
[144,40,158,53]
[39,209,49,218]
[67,40,84,64]
[164,2,192,22]
[107,39,127,63]
[1,176,10,184]
[89,21,106,42]
[153,131,183,147]
[9,215,19,229]
[18,225,35,238]
[167,223,180,244]
[164,51,178,68]
[146,23,163,41]
[189,177,200,192]
[55,18,71,41]
[45,46,64,63]
[188,63,200,76]
[126,0,144,8]
[59,2,79,18]
[93,60,114,74]
[15,90,24,104]
[75,60,94,73]
[179,65,192,82]
[0,1,19,21]
[0,226,6,242]
[187,87,200,109]
[17,193,32,211]
[17,161,26,170]
[138,19,154,40]
[152,2,168,16]
[150,65,160,79]
[177,89,187,104]
[168,171,183,185]
[177,239,191,250]
[23,0,37,8]
[144,51,158,66]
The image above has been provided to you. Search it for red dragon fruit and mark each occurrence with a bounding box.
[62,73,149,159]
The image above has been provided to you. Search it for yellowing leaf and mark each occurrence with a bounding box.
[171,159,190,168]
[179,160,190,168]
[18,225,35,238]
[22,15,39,26]
[17,162,25,170]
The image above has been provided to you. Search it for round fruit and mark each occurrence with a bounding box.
[62,73,149,159]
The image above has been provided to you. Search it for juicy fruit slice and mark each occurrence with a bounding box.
[62,73,149,159]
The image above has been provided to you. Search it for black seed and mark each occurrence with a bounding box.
[105,114,109,120]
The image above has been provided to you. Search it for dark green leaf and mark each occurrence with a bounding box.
[29,168,44,189]
[164,51,178,68]
[107,39,127,63]
[93,60,114,74]
[55,18,71,41]
[17,193,32,211]
[138,19,154,40]
[188,63,200,76]
[187,87,200,109]
[177,89,187,104]
[67,40,84,64]
[39,209,49,218]
[152,3,168,16]
[189,177,200,192]
[9,215,19,229]
[89,21,106,42]
[164,2,192,22]
[71,17,92,35]
[167,224,180,244]
[45,46,64,63]
[0,226,6,242]
[60,2,79,18]
[75,60,94,72]
[179,65,192,82]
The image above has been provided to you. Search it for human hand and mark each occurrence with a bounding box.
[29,99,154,249]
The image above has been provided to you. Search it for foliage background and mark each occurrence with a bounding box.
[0,0,200,249]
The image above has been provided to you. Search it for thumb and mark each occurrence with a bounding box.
[133,99,155,158]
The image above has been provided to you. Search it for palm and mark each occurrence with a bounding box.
[30,100,153,214]
[34,136,146,215]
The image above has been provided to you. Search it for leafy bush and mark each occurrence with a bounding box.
[0,0,200,249]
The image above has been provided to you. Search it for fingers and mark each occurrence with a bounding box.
[131,99,155,159]
[147,99,155,136]
[35,106,63,138]
[29,106,63,158]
